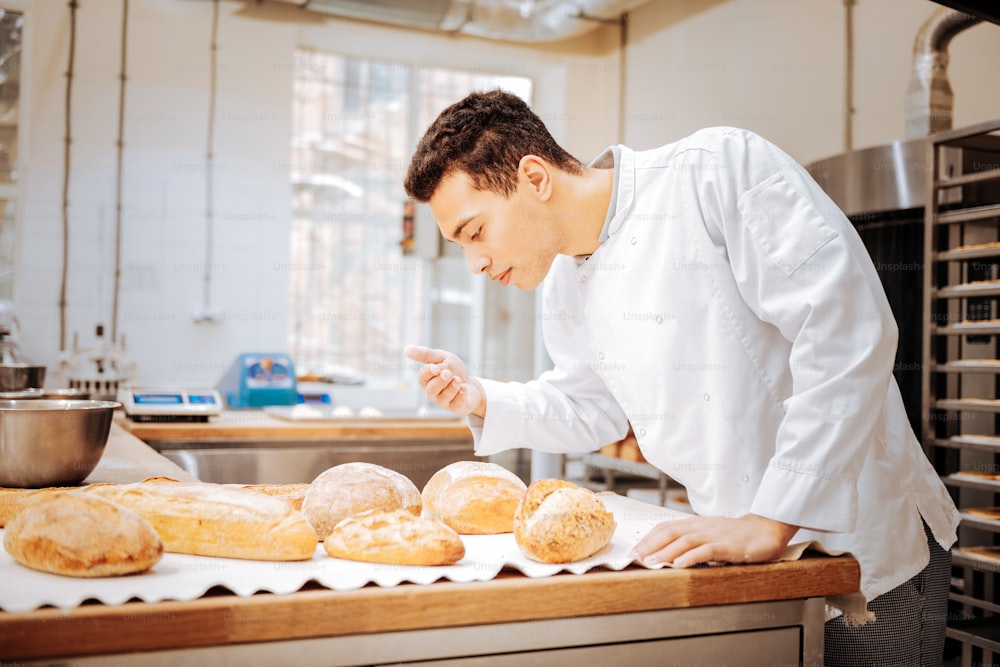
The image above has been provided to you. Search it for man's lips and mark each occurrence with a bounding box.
[494,268,512,286]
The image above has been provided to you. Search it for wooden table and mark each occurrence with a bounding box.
[0,554,859,665]
[1,424,862,666]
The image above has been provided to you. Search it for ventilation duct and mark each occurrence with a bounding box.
[904,7,982,139]
[271,0,650,42]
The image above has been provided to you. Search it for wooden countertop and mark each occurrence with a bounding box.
[84,422,201,484]
[1,430,862,661]
[117,410,472,442]
[0,554,860,661]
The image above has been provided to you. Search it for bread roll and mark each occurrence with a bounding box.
[302,462,421,539]
[324,509,464,566]
[513,479,616,563]
[87,481,317,561]
[3,492,163,577]
[422,461,527,534]
[0,486,77,528]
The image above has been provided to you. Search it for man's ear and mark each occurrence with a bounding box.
[518,155,553,201]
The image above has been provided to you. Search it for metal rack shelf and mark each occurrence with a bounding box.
[922,117,1000,667]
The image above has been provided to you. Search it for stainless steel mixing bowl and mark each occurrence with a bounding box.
[0,399,120,488]
[0,364,47,391]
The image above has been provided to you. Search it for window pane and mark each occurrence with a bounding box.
[289,49,534,384]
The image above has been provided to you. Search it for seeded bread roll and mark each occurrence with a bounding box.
[324,509,465,566]
[87,481,317,561]
[3,492,163,577]
[421,461,527,534]
[302,462,421,540]
[513,479,616,564]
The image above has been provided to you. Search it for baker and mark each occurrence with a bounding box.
[402,89,960,666]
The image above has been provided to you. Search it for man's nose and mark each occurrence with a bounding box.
[467,250,490,275]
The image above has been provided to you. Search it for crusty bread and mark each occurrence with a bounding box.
[3,491,163,577]
[513,479,616,564]
[421,461,527,534]
[87,481,317,561]
[302,462,421,540]
[324,509,465,566]
[227,483,310,512]
[0,486,78,528]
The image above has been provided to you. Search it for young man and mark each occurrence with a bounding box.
[403,89,959,666]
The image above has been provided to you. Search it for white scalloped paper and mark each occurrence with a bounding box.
[0,493,693,613]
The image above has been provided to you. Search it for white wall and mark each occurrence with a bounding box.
[11,0,999,387]
[11,0,619,386]
[621,0,1000,165]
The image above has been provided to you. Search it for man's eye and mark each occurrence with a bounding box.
[470,229,482,241]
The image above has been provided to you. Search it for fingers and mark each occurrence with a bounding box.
[404,345,447,363]
[629,517,754,568]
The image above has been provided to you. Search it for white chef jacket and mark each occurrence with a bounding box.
[470,126,960,605]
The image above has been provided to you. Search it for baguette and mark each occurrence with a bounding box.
[229,483,310,512]
[513,479,616,563]
[324,509,465,566]
[302,462,421,540]
[4,491,163,577]
[87,481,318,561]
[421,461,527,534]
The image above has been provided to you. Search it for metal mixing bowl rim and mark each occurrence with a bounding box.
[0,399,121,411]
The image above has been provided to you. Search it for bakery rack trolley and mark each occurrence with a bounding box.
[922,117,1000,667]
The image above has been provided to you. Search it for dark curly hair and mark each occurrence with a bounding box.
[404,89,584,202]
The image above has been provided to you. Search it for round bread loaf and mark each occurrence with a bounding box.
[421,461,527,534]
[302,462,421,539]
[3,491,164,577]
[324,509,465,566]
[513,478,616,564]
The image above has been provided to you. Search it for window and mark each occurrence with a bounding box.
[288,49,533,385]
[0,7,22,302]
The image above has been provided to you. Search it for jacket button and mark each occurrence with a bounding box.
[598,352,605,360]
[703,393,710,402]
[741,473,750,483]
[580,275,588,283]
[630,237,637,245]
[638,428,646,437]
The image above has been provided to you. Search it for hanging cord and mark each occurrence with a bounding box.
[843,0,855,152]
[617,11,628,144]
[58,0,79,352]
[201,0,219,320]
[110,0,128,344]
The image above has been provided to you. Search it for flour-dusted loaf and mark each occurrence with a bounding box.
[87,481,318,561]
[421,461,527,534]
[0,486,78,528]
[3,491,164,577]
[513,478,616,564]
[302,462,421,540]
[228,483,310,512]
[324,509,465,566]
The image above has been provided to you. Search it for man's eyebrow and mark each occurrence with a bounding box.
[448,215,475,243]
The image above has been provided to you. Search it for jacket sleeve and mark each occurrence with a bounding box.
[700,128,897,533]
[470,273,631,457]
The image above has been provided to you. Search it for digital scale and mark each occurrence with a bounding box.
[118,386,224,422]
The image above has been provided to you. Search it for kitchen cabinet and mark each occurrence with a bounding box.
[922,117,1000,666]
[1,425,861,666]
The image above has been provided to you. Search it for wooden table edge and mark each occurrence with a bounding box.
[0,555,860,661]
